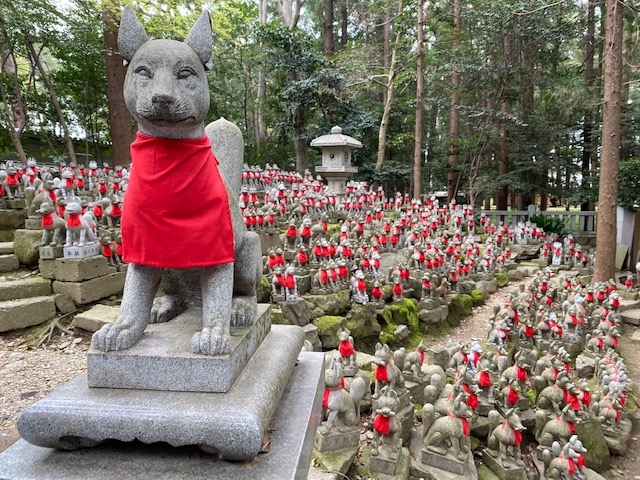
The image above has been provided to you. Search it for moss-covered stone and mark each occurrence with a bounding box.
[477,464,501,480]
[306,290,351,316]
[314,315,346,348]
[495,271,509,287]
[379,322,397,345]
[345,303,381,340]
[573,418,611,473]
[446,293,473,327]
[256,275,271,303]
[388,298,420,333]
[270,304,289,325]
[470,289,485,305]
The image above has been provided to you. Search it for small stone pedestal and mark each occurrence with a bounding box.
[8,199,26,209]
[63,244,99,259]
[25,218,42,230]
[482,450,525,480]
[421,449,472,476]
[314,425,359,452]
[39,246,64,260]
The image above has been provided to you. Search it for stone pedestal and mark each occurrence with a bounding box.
[87,305,272,392]
[482,450,525,480]
[408,428,478,480]
[0,351,324,480]
[9,199,26,209]
[39,246,64,260]
[63,244,99,259]
[421,449,472,476]
[370,445,403,476]
[18,323,306,461]
[314,425,359,452]
[25,218,42,230]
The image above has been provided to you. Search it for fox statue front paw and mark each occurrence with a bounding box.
[191,324,231,355]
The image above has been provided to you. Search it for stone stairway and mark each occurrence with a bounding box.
[0,242,57,333]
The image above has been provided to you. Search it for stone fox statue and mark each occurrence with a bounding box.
[92,6,262,356]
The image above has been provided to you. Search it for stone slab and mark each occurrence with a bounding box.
[63,244,100,259]
[621,309,640,326]
[0,209,27,229]
[0,254,19,272]
[314,425,359,452]
[0,351,324,480]
[38,246,64,260]
[0,276,51,302]
[0,296,56,333]
[0,241,14,255]
[13,229,42,266]
[38,259,56,279]
[370,445,403,476]
[72,304,119,333]
[313,446,358,475]
[24,218,42,230]
[53,294,76,315]
[482,449,525,480]
[18,324,310,461]
[52,272,126,305]
[87,305,272,392]
[55,256,109,282]
[618,298,640,312]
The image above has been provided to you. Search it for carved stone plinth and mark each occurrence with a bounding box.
[421,449,472,476]
[87,305,272,393]
[25,218,42,230]
[533,337,552,352]
[39,246,64,260]
[314,425,359,452]
[18,323,307,461]
[63,244,99,259]
[370,445,403,476]
[482,450,525,480]
[8,199,26,209]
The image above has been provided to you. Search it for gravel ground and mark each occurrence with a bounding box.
[0,328,91,449]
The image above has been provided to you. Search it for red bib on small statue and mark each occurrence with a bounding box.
[122,133,234,268]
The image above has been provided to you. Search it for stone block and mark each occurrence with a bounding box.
[0,276,51,302]
[1,350,324,480]
[18,325,312,461]
[632,330,640,343]
[38,259,56,279]
[0,230,15,242]
[53,294,76,315]
[0,241,14,254]
[13,229,42,266]
[87,305,273,393]
[619,298,640,312]
[481,450,525,480]
[24,218,42,230]
[313,446,358,476]
[8,199,25,209]
[0,254,19,272]
[0,209,27,229]
[370,446,403,476]
[409,428,478,480]
[55,256,109,282]
[621,309,640,326]
[0,296,56,333]
[426,346,450,371]
[52,272,126,305]
[72,304,119,333]
[314,425,359,452]
[421,449,470,476]
[302,322,322,351]
[296,274,311,294]
[280,298,314,326]
[63,244,100,259]
[576,354,596,378]
[38,246,64,260]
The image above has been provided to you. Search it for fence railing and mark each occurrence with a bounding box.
[480,207,597,234]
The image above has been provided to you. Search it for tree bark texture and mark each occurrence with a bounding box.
[324,0,334,56]
[103,1,134,166]
[412,0,424,199]
[593,0,624,282]
[496,35,511,210]
[447,0,461,201]
[581,0,596,214]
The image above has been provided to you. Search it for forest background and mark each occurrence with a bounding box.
[0,0,638,213]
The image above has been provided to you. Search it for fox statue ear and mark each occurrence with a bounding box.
[118,5,149,64]
[185,10,213,70]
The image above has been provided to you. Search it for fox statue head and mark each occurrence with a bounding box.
[119,5,212,139]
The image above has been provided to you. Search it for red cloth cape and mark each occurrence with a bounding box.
[502,421,522,445]
[122,133,234,268]
[339,340,355,357]
[375,365,388,381]
[373,414,390,434]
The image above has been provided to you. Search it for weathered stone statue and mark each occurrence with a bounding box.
[422,392,472,464]
[484,408,526,475]
[92,6,262,355]
[336,326,357,375]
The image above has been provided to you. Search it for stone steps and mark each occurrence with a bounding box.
[0,295,57,333]
[0,254,19,273]
[0,242,14,255]
[0,277,52,302]
[621,308,640,326]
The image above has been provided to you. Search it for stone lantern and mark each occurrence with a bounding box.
[311,125,361,198]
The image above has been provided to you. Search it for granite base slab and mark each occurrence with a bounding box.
[314,425,359,452]
[18,324,305,461]
[87,305,271,392]
[1,351,323,480]
[482,449,525,480]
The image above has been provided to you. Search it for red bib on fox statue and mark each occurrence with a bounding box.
[122,133,234,268]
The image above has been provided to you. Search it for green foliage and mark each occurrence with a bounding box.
[529,213,569,237]
[618,158,640,211]
[470,289,485,305]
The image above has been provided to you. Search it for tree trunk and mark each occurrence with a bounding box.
[496,35,511,210]
[293,106,308,173]
[581,0,596,215]
[0,49,28,163]
[593,0,624,282]
[446,0,461,201]
[382,0,390,105]
[412,0,424,199]
[255,0,269,150]
[425,102,438,191]
[375,0,403,173]
[340,0,348,45]
[26,41,77,165]
[102,1,134,166]
[324,0,334,56]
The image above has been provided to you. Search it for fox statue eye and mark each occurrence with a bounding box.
[178,67,196,79]
[135,66,152,79]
